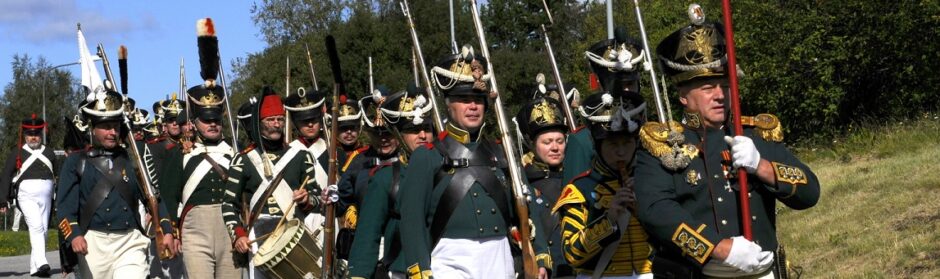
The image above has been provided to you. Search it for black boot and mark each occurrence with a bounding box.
[31,264,51,278]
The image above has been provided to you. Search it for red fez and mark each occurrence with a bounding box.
[260,94,285,119]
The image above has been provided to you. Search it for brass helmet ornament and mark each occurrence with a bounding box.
[656,3,739,85]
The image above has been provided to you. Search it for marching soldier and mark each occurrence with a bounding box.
[347,84,435,279]
[158,24,244,277]
[634,5,820,278]
[147,94,188,173]
[515,96,575,277]
[221,86,321,279]
[398,48,551,278]
[335,86,402,261]
[0,114,57,277]
[56,90,179,278]
[336,96,365,156]
[284,87,330,234]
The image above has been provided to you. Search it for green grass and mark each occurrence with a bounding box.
[0,230,60,257]
[779,114,940,278]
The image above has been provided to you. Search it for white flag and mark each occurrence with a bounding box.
[77,26,104,103]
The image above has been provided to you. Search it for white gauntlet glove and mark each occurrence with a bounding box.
[724,136,761,173]
[705,236,774,276]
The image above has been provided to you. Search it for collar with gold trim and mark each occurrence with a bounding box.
[445,122,486,144]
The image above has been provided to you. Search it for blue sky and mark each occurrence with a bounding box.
[0,0,266,114]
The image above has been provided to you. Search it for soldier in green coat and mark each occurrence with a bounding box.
[221,86,321,278]
[398,47,550,279]
[347,83,436,279]
[634,5,820,278]
[158,45,243,277]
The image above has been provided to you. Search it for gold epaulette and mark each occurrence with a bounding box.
[741,113,784,142]
[640,120,697,171]
[639,120,684,157]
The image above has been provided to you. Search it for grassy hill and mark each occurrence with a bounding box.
[779,114,940,278]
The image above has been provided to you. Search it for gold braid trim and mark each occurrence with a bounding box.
[639,121,684,157]
[741,113,784,142]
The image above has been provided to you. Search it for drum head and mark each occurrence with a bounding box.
[253,219,303,265]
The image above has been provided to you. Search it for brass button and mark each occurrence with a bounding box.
[491,208,497,214]
[476,210,482,215]
[106,223,111,227]
[123,207,128,211]
[721,220,727,225]
[494,226,499,232]
[479,228,484,233]
[548,240,553,246]
[717,197,723,202]
[473,192,479,197]
[713,174,720,179]
[748,193,752,198]
[752,216,757,221]
[106,208,111,212]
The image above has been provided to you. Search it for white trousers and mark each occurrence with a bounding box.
[430,236,514,279]
[18,179,53,274]
[79,229,150,279]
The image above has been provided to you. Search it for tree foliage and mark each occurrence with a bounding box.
[231,0,940,142]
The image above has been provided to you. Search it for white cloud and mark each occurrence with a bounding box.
[0,0,157,44]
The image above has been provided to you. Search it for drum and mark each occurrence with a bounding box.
[252,219,323,279]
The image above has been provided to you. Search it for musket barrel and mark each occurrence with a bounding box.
[401,0,444,132]
[540,24,577,130]
[632,0,668,124]
[217,55,240,151]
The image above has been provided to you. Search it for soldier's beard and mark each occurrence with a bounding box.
[27,142,41,149]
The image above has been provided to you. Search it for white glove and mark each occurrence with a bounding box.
[720,236,775,274]
[724,136,761,173]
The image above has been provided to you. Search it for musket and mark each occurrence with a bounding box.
[180,58,190,122]
[368,56,374,98]
[285,56,292,143]
[217,55,240,151]
[303,43,329,142]
[411,48,420,85]
[400,0,444,132]
[719,0,753,240]
[468,1,538,278]
[97,43,174,260]
[631,0,668,124]
[539,24,576,131]
[322,35,344,279]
